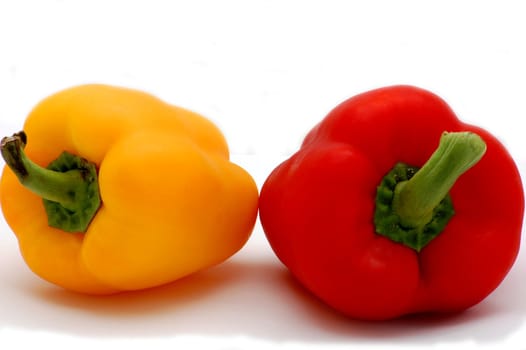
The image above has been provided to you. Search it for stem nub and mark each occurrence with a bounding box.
[1,131,101,233]
[374,131,486,251]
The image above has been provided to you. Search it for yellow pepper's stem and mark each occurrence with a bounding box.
[2,132,79,210]
[1,131,101,233]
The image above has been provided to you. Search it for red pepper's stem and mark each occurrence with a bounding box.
[393,132,486,229]
[0,131,101,233]
[374,131,486,251]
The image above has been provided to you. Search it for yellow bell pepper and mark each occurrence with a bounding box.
[0,84,258,294]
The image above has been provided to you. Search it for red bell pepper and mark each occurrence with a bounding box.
[259,85,524,321]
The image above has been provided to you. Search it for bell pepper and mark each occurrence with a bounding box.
[259,85,524,320]
[0,84,258,295]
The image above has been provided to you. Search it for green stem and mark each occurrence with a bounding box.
[2,133,79,210]
[374,131,486,251]
[392,132,486,229]
[1,131,101,233]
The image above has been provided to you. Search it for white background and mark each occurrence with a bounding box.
[1,1,526,349]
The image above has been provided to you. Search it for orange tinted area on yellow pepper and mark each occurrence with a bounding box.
[0,84,259,294]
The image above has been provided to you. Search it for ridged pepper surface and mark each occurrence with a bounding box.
[259,85,524,320]
[1,84,258,294]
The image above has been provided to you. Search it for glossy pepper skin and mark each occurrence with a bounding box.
[259,85,524,320]
[0,84,258,294]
